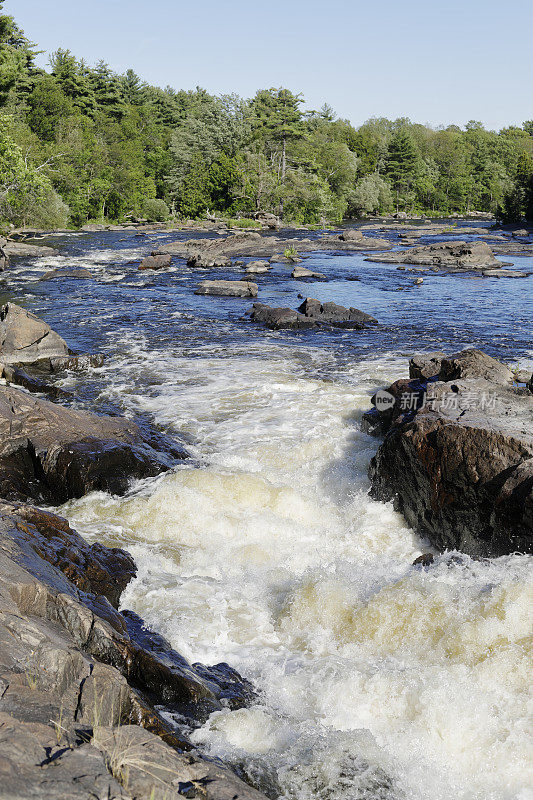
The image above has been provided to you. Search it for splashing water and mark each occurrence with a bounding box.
[60,343,533,800]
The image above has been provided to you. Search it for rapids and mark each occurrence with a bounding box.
[2,223,532,800]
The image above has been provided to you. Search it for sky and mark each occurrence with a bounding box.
[6,0,533,131]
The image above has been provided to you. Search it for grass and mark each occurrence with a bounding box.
[283,246,299,261]
[226,217,262,229]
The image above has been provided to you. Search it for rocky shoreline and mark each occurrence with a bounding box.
[0,299,268,799]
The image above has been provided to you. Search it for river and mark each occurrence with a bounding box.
[2,223,532,800]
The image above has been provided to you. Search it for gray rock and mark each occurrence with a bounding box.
[245,260,271,273]
[409,352,445,380]
[366,241,508,270]
[482,269,529,278]
[249,299,377,330]
[0,303,70,366]
[195,280,258,297]
[339,229,363,241]
[512,229,529,237]
[41,267,93,280]
[439,348,512,384]
[3,241,59,258]
[292,266,327,280]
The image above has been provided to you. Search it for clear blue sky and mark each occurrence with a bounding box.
[6,0,532,130]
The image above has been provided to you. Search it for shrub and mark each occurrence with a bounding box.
[141,198,170,222]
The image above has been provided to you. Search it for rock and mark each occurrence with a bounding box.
[439,348,512,384]
[0,237,8,271]
[412,553,435,567]
[409,352,445,380]
[253,211,281,229]
[249,299,377,330]
[0,384,187,504]
[1,363,70,399]
[482,269,528,278]
[366,350,533,556]
[195,280,258,297]
[339,229,363,241]
[41,267,93,280]
[292,266,327,280]
[297,298,378,327]
[514,370,532,385]
[0,502,266,799]
[245,260,271,273]
[366,241,509,270]
[81,223,107,231]
[320,234,392,251]
[249,304,314,330]
[512,229,529,237]
[187,253,232,268]
[138,254,172,271]
[414,277,424,285]
[0,302,70,366]
[3,241,59,258]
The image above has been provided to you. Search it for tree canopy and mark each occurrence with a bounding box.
[1,3,532,228]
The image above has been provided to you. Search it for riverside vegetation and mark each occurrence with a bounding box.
[2,1,533,230]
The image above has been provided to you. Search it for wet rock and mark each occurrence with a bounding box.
[512,229,529,237]
[1,363,70,399]
[249,299,377,330]
[138,254,172,271]
[412,553,435,567]
[366,241,509,270]
[0,384,187,504]
[0,502,267,799]
[0,237,8,271]
[195,280,258,297]
[366,350,533,556]
[41,267,93,280]
[291,266,327,280]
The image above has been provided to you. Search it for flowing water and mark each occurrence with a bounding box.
[2,224,533,800]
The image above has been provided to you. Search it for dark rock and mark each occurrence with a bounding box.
[412,553,435,567]
[297,297,378,327]
[1,363,70,399]
[0,385,187,504]
[366,351,533,556]
[138,254,172,271]
[249,304,313,330]
[195,279,258,297]
[339,229,363,241]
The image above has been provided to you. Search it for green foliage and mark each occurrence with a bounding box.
[141,197,170,221]
[226,217,261,228]
[2,3,533,229]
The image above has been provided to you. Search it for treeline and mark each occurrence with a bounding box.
[1,2,533,229]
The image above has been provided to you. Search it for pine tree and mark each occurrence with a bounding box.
[385,130,420,211]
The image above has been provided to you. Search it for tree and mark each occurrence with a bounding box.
[349,173,393,216]
[385,130,420,211]
[250,88,305,216]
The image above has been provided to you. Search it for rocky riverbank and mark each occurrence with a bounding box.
[363,349,533,557]
[0,301,268,800]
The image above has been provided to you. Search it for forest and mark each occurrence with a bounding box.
[1,1,533,229]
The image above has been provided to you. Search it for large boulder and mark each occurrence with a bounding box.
[0,385,187,504]
[3,241,59,258]
[195,280,258,297]
[366,241,508,270]
[365,350,533,556]
[0,303,70,367]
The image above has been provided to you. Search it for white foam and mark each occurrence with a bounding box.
[60,343,533,800]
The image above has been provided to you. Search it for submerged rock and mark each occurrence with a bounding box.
[138,254,172,271]
[364,349,533,556]
[41,267,93,280]
[195,279,258,297]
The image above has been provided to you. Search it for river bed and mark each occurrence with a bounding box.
[2,223,532,800]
